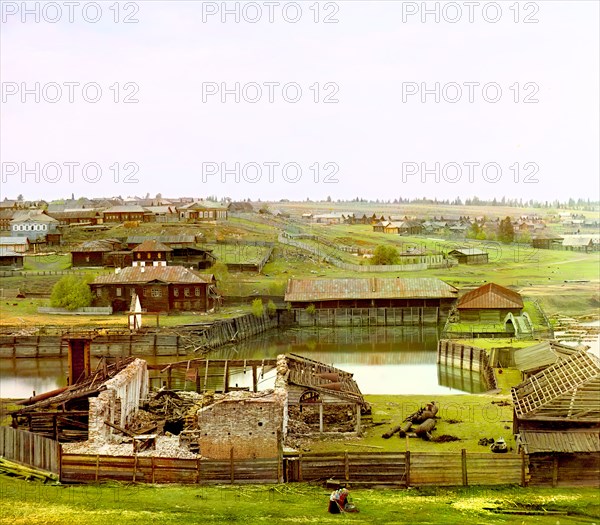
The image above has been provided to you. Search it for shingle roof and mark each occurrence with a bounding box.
[92,266,214,285]
[10,211,58,223]
[132,240,173,252]
[562,236,594,247]
[284,277,458,302]
[457,283,523,309]
[103,205,151,214]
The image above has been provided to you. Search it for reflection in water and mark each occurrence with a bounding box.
[0,326,486,397]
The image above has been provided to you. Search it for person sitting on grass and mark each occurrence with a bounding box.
[328,486,359,513]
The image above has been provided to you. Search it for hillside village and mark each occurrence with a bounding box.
[0,192,598,502]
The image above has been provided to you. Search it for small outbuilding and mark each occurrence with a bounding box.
[456,283,523,322]
[448,247,489,265]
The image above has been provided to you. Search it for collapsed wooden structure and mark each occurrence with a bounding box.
[10,357,137,442]
[512,349,600,487]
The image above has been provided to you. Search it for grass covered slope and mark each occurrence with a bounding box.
[1,477,599,525]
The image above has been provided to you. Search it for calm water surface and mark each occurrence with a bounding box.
[0,327,488,398]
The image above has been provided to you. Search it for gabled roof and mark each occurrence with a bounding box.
[178,200,229,211]
[72,239,123,253]
[102,205,151,214]
[562,236,594,247]
[47,210,102,220]
[92,266,214,285]
[0,237,29,246]
[511,350,600,422]
[10,211,58,223]
[126,235,196,246]
[448,248,488,256]
[132,240,173,252]
[513,341,581,374]
[285,277,458,302]
[457,283,523,309]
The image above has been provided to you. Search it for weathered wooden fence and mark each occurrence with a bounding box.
[0,313,278,358]
[436,340,498,391]
[0,427,61,475]
[284,450,525,487]
[60,454,280,484]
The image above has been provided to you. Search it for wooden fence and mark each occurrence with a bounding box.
[436,340,498,391]
[283,450,525,487]
[0,312,278,358]
[60,454,280,484]
[0,427,61,475]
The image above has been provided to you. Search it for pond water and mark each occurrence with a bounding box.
[0,326,489,398]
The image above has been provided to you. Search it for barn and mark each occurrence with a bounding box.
[448,247,489,265]
[0,248,24,268]
[71,239,126,267]
[456,283,523,322]
[284,277,457,311]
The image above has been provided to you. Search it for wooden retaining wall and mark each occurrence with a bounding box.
[0,313,278,358]
[436,340,498,391]
[60,454,280,484]
[0,427,61,475]
[283,450,525,487]
[294,307,441,327]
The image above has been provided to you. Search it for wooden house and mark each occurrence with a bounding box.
[456,283,523,322]
[562,236,595,252]
[171,246,216,270]
[144,205,178,223]
[0,236,29,253]
[102,205,152,223]
[125,235,198,250]
[131,240,173,266]
[90,266,219,313]
[284,277,458,312]
[47,209,103,226]
[177,201,229,222]
[0,208,18,230]
[0,248,24,268]
[71,239,125,267]
[532,231,563,250]
[10,210,59,242]
[448,248,489,265]
[372,220,390,233]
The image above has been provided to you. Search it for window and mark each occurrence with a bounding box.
[195,287,200,297]
[137,253,141,260]
[173,288,179,297]
[96,288,102,297]
[184,288,190,297]
[147,253,151,259]
[116,288,122,297]
[42,224,47,230]
[143,288,149,297]
[157,252,161,259]
[151,288,162,297]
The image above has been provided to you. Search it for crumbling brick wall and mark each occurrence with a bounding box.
[197,394,283,459]
[89,359,149,444]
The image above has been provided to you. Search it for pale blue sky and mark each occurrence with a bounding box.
[1,0,598,202]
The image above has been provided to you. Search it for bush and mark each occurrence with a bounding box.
[371,245,400,265]
[306,303,316,315]
[251,298,264,318]
[267,300,277,317]
[50,275,93,310]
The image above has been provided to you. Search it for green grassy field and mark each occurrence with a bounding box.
[1,476,598,525]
